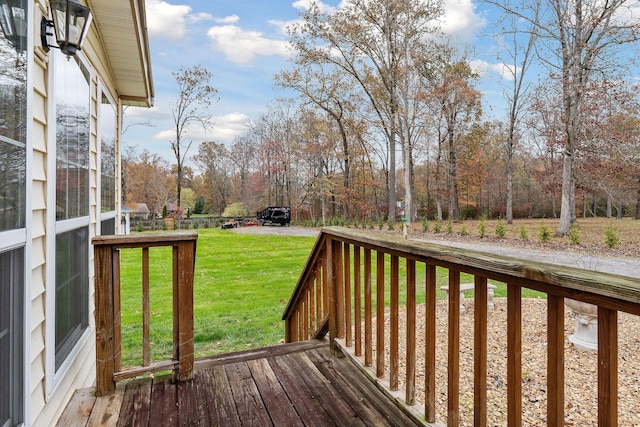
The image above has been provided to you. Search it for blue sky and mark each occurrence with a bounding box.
[123,0,502,162]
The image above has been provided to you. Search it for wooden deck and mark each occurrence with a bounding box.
[57,340,425,426]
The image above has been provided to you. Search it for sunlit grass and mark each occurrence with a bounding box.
[117,228,545,366]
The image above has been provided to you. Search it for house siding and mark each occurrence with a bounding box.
[25,1,131,425]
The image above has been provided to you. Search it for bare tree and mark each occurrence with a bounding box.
[170,65,218,207]
[492,12,537,223]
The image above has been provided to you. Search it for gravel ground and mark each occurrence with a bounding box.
[235,225,640,425]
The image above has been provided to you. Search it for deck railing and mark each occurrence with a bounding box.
[92,232,197,396]
[282,227,640,426]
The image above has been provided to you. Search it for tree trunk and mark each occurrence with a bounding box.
[636,185,640,219]
[506,155,513,224]
[606,194,612,218]
[557,149,575,235]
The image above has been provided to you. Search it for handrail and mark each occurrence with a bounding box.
[283,227,640,426]
[92,232,197,396]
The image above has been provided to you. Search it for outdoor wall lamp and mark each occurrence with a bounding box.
[41,0,92,57]
[0,0,28,51]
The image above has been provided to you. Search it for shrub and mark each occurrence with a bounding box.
[135,222,143,232]
[460,224,469,236]
[193,221,200,229]
[538,224,552,243]
[161,220,168,231]
[433,219,442,233]
[494,221,507,238]
[222,202,249,218]
[378,220,384,230]
[446,219,453,234]
[568,224,581,245]
[603,226,619,248]
[518,225,529,241]
[422,217,429,232]
[478,218,487,238]
[387,219,395,231]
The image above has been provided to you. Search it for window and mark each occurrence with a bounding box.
[0,15,27,233]
[0,248,25,427]
[55,228,89,369]
[54,54,90,371]
[100,93,117,235]
[0,4,27,425]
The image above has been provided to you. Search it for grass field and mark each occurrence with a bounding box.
[117,228,546,366]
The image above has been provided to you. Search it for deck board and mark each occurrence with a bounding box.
[57,341,426,426]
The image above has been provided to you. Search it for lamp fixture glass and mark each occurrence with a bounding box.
[41,0,92,56]
[0,0,27,51]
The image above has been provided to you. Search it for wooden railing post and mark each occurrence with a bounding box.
[94,244,116,396]
[175,239,196,381]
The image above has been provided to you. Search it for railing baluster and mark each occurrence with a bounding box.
[142,247,150,367]
[113,249,122,372]
[598,307,618,426]
[547,295,564,427]
[474,276,488,427]
[376,250,385,378]
[390,255,399,390]
[344,243,352,347]
[303,290,309,340]
[406,259,416,405]
[316,263,322,327]
[448,270,461,426]
[354,246,362,357]
[507,283,522,427]
[364,248,373,367]
[425,263,437,423]
[309,276,316,335]
[336,241,345,339]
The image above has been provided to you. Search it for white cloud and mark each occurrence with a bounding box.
[152,112,251,145]
[207,24,291,65]
[189,12,214,23]
[292,0,339,13]
[470,59,518,80]
[214,15,240,24]
[440,0,486,39]
[145,0,191,40]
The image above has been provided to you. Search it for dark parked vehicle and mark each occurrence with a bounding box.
[257,206,291,226]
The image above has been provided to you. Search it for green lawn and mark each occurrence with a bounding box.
[117,228,544,366]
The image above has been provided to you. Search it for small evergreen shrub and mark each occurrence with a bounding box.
[161,221,168,230]
[378,220,384,230]
[518,225,529,241]
[387,219,395,231]
[446,219,453,234]
[433,219,442,233]
[568,224,581,245]
[603,226,620,248]
[135,222,143,232]
[422,217,429,232]
[538,224,552,243]
[494,221,506,238]
[460,224,469,236]
[478,218,487,238]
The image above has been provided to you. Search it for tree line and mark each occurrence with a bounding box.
[124,0,640,233]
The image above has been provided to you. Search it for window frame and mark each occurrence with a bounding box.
[98,85,118,235]
[45,49,93,396]
[0,0,32,421]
